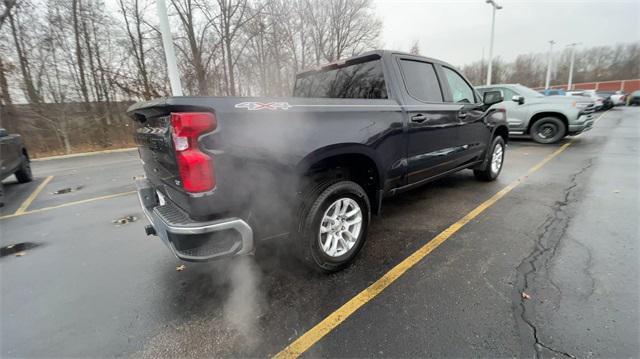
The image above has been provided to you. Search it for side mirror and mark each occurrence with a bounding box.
[0,128,7,137]
[512,95,525,105]
[483,91,503,106]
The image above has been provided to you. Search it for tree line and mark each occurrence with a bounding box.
[0,0,381,106]
[0,0,380,156]
[460,42,640,88]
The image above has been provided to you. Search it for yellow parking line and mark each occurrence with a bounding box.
[32,147,137,161]
[14,176,53,215]
[593,109,609,125]
[0,191,136,220]
[274,142,575,359]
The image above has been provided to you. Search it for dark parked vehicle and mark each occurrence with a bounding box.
[627,90,640,106]
[596,91,615,110]
[0,128,33,206]
[0,128,33,184]
[127,50,508,272]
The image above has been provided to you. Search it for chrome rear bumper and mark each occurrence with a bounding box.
[135,178,253,261]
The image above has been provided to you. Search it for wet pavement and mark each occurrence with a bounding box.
[1,107,638,357]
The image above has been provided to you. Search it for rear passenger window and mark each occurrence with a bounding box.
[399,59,443,102]
[443,67,476,103]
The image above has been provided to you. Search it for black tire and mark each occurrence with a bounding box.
[530,116,566,144]
[474,136,505,182]
[15,154,33,183]
[294,179,371,273]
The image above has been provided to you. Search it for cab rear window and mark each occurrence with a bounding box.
[293,56,387,99]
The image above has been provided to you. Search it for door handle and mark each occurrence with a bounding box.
[411,114,427,123]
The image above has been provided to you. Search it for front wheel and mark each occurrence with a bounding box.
[530,117,566,144]
[474,136,505,182]
[295,180,371,273]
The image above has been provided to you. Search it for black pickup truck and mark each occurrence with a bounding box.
[128,50,507,272]
[0,128,32,184]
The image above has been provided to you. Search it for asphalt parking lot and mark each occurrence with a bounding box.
[1,107,638,358]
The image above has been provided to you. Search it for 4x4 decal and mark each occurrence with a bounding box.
[234,102,292,111]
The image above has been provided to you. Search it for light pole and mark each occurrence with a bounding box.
[544,40,555,90]
[566,42,581,91]
[485,0,502,86]
[157,0,183,96]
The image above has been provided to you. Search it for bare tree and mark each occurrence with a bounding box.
[118,0,160,99]
[71,0,90,104]
[7,1,42,104]
[409,40,420,55]
[207,0,262,95]
[0,0,15,105]
[171,0,216,95]
[0,0,16,28]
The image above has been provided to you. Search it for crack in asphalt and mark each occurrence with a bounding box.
[567,236,596,300]
[514,158,594,358]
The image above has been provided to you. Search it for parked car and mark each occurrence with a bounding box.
[595,91,615,110]
[0,128,33,184]
[476,84,595,144]
[581,90,613,111]
[539,89,566,96]
[566,90,604,111]
[610,91,626,106]
[127,50,509,272]
[628,90,640,106]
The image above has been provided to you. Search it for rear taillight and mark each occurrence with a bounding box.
[170,112,216,192]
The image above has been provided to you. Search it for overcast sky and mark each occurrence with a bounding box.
[374,0,640,66]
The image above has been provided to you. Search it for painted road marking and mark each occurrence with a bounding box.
[32,147,137,162]
[0,191,136,220]
[274,142,576,359]
[14,176,53,215]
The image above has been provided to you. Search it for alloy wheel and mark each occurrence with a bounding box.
[318,197,363,257]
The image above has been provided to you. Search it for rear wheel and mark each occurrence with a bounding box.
[530,117,566,144]
[15,154,33,183]
[294,179,370,273]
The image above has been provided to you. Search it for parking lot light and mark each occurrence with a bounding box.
[485,0,503,86]
[567,42,581,91]
[157,0,183,96]
[544,40,555,90]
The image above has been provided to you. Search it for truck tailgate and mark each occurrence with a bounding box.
[133,114,181,194]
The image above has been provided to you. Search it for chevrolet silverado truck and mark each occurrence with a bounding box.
[128,50,508,272]
[476,84,596,144]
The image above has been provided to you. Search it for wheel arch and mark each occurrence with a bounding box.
[492,125,509,144]
[296,144,383,214]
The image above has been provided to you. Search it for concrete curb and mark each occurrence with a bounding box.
[32,148,137,162]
